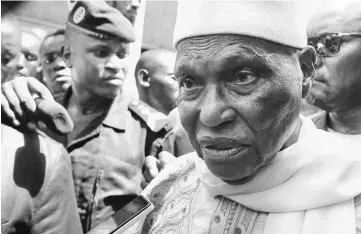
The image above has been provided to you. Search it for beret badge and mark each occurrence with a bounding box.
[73,6,86,24]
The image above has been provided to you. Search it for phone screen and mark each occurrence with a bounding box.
[109,195,151,233]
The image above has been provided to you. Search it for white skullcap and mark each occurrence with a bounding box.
[173,1,307,49]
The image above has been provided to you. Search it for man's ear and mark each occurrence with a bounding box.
[61,44,72,68]
[136,69,150,87]
[299,45,316,98]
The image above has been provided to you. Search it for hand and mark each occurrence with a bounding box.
[143,151,176,183]
[2,76,54,127]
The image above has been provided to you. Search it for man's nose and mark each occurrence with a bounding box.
[314,53,323,68]
[105,54,122,74]
[53,57,67,71]
[199,85,237,128]
[16,54,25,72]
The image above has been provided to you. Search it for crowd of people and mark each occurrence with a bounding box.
[1,0,360,234]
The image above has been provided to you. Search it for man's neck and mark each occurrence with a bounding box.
[139,92,170,116]
[329,104,361,134]
[70,86,112,114]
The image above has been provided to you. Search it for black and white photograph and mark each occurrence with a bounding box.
[1,0,361,233]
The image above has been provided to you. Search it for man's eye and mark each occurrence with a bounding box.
[24,53,38,62]
[324,34,340,53]
[116,52,129,59]
[179,77,197,90]
[2,53,13,64]
[94,49,110,58]
[44,54,57,64]
[234,69,258,84]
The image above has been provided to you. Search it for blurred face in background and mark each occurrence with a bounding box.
[40,33,72,95]
[1,18,21,83]
[307,4,361,113]
[17,31,41,77]
[136,49,178,115]
[106,0,141,24]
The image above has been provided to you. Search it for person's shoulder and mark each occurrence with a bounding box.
[307,111,328,130]
[142,152,201,195]
[306,126,361,159]
[128,99,173,133]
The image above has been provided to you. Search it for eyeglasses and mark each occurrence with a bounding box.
[307,32,361,57]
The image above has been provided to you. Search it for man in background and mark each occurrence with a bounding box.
[307,0,361,140]
[135,49,178,116]
[135,49,194,157]
[39,29,72,97]
[106,0,141,25]
[18,30,41,78]
[1,14,21,84]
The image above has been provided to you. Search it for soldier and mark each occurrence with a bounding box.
[1,1,175,232]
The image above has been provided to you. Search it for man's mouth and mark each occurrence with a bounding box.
[53,73,71,81]
[198,136,250,161]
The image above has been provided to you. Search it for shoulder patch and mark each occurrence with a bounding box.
[128,99,173,132]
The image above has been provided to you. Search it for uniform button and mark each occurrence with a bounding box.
[131,100,139,106]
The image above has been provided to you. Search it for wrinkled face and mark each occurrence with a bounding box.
[149,53,178,114]
[18,32,40,77]
[307,14,361,112]
[40,34,72,95]
[69,33,130,99]
[1,23,21,83]
[107,0,141,24]
[175,35,303,183]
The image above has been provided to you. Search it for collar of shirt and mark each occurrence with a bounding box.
[56,86,129,131]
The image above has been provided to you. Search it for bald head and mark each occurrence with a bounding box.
[308,1,361,36]
[135,49,176,77]
[307,0,361,116]
[135,49,178,115]
[1,14,21,83]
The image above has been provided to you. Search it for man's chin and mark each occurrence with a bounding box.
[223,175,255,186]
[206,163,257,186]
[306,93,333,112]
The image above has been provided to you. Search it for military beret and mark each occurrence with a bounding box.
[66,1,135,42]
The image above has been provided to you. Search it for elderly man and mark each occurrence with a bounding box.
[307,1,361,141]
[39,29,72,96]
[1,1,177,232]
[114,2,360,234]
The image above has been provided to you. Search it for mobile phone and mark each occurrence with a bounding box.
[87,195,154,234]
